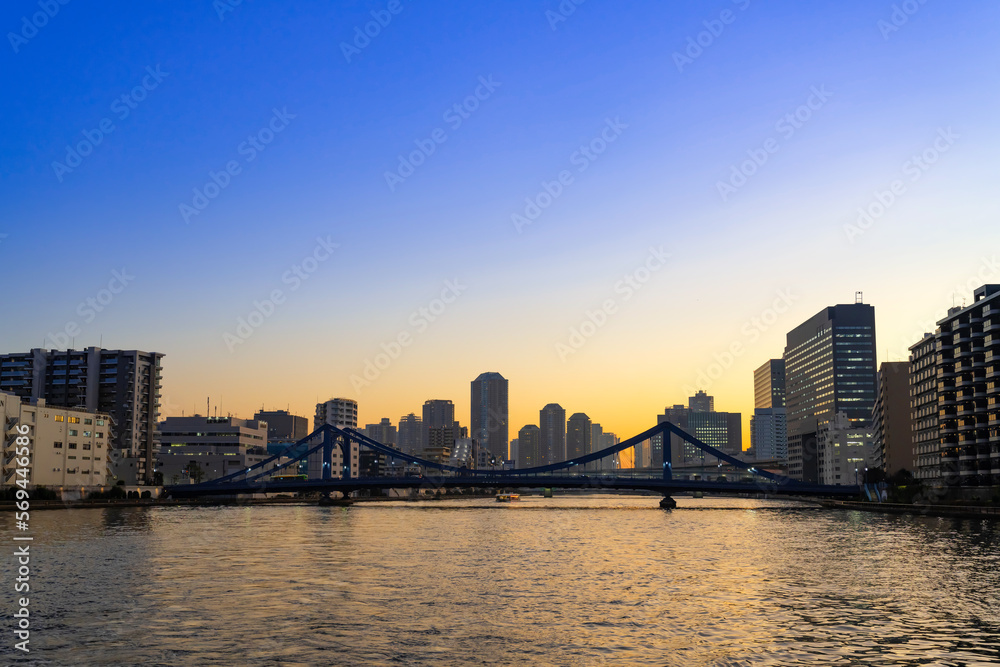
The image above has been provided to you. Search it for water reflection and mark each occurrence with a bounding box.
[3,497,998,666]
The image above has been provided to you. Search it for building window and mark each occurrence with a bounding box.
[69,430,77,436]
[53,442,63,448]
[55,415,64,422]
[69,443,77,449]
[96,432,103,438]
[83,431,92,437]
[84,418,93,425]
[83,444,92,450]
[97,419,106,426]
[69,417,80,424]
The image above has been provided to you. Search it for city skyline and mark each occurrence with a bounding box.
[3,0,999,453]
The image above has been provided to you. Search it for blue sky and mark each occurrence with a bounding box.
[2,0,999,440]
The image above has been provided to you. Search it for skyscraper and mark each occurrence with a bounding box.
[689,391,714,412]
[471,372,509,462]
[397,413,423,456]
[422,399,455,453]
[784,302,877,482]
[517,425,541,468]
[751,359,787,461]
[539,403,566,464]
[754,359,786,409]
[566,413,592,461]
[0,347,164,484]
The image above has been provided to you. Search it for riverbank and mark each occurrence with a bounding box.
[823,500,1000,520]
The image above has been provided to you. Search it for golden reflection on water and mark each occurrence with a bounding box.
[5,496,1000,666]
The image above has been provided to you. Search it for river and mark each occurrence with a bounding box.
[3,496,999,666]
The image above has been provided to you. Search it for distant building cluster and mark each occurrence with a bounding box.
[1,285,997,498]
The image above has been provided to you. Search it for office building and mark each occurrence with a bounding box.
[754,359,786,409]
[254,409,308,442]
[1,391,112,490]
[471,372,509,462]
[157,415,278,484]
[517,425,542,468]
[910,285,1000,488]
[689,391,714,413]
[871,362,913,475]
[816,412,875,486]
[654,394,742,468]
[539,403,566,465]
[0,347,164,484]
[784,302,877,482]
[311,398,359,479]
[566,413,592,461]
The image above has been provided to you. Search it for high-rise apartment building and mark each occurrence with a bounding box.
[422,399,455,454]
[397,413,423,456]
[517,425,541,468]
[909,285,1000,488]
[471,372,509,462]
[364,417,397,447]
[311,398,359,479]
[539,403,566,464]
[784,302,876,481]
[750,408,787,461]
[0,347,164,484]
[566,413,592,461]
[871,362,913,475]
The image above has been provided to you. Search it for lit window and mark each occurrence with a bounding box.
[55,415,65,422]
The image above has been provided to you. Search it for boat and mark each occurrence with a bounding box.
[495,493,520,502]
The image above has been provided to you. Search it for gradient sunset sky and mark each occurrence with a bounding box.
[2,0,998,449]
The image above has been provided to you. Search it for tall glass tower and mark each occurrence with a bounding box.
[784,302,877,481]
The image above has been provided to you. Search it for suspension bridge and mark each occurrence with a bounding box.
[163,421,859,506]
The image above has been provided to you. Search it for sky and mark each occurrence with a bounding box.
[2,0,999,451]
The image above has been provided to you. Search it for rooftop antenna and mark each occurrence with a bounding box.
[855,291,863,304]
[207,397,210,418]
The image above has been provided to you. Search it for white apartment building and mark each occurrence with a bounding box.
[1,391,112,490]
[310,398,360,479]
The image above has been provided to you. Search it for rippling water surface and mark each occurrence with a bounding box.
[3,496,1000,666]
